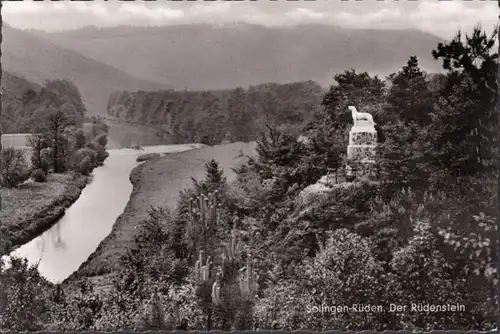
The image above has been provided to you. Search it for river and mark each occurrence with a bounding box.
[3,144,203,283]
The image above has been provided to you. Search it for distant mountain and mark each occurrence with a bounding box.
[2,25,170,116]
[32,23,445,90]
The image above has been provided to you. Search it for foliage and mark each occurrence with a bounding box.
[0,257,53,331]
[386,56,434,126]
[107,81,323,144]
[431,26,498,177]
[48,280,103,331]
[94,133,108,148]
[72,148,97,175]
[320,69,386,128]
[30,168,47,183]
[0,147,30,188]
[1,76,85,134]
[6,78,109,178]
[387,220,474,330]
[31,104,77,173]
[74,129,86,150]
[26,131,50,173]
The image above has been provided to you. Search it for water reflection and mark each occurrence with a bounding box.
[8,144,201,283]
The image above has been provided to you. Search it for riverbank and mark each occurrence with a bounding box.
[0,173,89,255]
[65,141,257,290]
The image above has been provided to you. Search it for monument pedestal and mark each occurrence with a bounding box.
[346,119,377,178]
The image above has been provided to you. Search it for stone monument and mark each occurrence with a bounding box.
[346,106,377,177]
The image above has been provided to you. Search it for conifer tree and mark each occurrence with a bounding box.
[386,56,434,126]
[431,26,498,177]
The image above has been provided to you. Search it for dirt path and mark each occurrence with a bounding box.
[65,141,257,285]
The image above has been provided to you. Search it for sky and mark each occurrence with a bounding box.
[2,0,498,39]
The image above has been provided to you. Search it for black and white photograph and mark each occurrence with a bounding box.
[0,0,498,331]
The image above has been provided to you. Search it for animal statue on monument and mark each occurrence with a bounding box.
[348,106,375,126]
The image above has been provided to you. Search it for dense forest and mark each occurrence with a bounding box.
[2,73,88,134]
[107,81,324,145]
[0,76,109,199]
[1,72,44,134]
[0,26,498,331]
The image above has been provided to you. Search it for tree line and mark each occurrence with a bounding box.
[1,79,109,188]
[107,81,324,145]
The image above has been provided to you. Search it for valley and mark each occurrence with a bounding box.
[0,15,496,332]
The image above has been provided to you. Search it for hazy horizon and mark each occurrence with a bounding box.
[2,0,497,39]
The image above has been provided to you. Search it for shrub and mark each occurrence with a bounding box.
[93,143,109,166]
[74,129,87,150]
[84,141,108,166]
[0,148,30,188]
[94,133,108,148]
[85,141,98,151]
[30,169,47,183]
[0,257,53,331]
[39,148,52,173]
[71,148,98,173]
[27,132,50,173]
[78,157,93,175]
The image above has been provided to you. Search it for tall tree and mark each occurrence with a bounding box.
[33,105,78,173]
[305,70,385,172]
[198,94,226,145]
[431,26,498,177]
[227,88,252,142]
[386,56,434,126]
[320,69,386,129]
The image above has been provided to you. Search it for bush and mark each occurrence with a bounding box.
[71,148,98,174]
[74,129,87,150]
[78,157,93,175]
[93,143,109,165]
[0,148,30,188]
[30,169,47,183]
[94,133,108,148]
[39,148,52,173]
[84,141,108,166]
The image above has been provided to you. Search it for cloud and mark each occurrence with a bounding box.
[118,3,184,21]
[286,8,327,21]
[2,0,496,39]
[3,1,59,14]
[188,2,233,16]
[73,2,109,17]
[410,1,497,37]
[3,1,109,18]
[334,7,403,29]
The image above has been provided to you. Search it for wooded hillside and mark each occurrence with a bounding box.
[108,81,324,145]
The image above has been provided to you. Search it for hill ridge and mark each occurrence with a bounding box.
[29,23,444,91]
[2,25,171,116]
